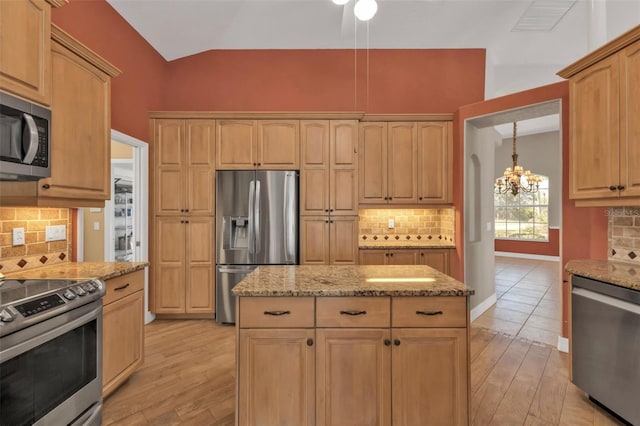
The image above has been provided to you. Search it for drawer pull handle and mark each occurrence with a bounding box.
[416,310,443,316]
[264,310,291,316]
[340,310,367,316]
[307,338,314,346]
[114,283,130,291]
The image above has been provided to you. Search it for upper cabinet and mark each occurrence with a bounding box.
[0,0,52,106]
[216,119,299,170]
[359,119,452,206]
[300,120,358,216]
[154,119,216,216]
[558,25,640,205]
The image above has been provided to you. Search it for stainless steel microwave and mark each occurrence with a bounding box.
[0,91,51,181]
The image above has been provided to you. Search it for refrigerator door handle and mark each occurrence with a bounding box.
[283,172,295,264]
[248,180,256,254]
[254,180,261,254]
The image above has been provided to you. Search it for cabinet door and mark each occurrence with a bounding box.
[388,249,420,265]
[258,120,300,169]
[417,122,453,204]
[569,55,620,199]
[40,39,111,201]
[329,216,359,265]
[155,120,185,215]
[420,249,450,275]
[154,217,186,313]
[392,328,468,426]
[620,40,640,197]
[316,329,391,426]
[186,217,215,313]
[186,120,216,215]
[359,122,388,204]
[330,120,358,215]
[216,120,257,169]
[102,290,144,397]
[387,122,418,204]
[0,0,51,105]
[300,121,330,215]
[300,216,330,265]
[238,329,315,426]
[359,249,388,265]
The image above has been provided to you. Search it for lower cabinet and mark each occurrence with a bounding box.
[236,296,469,426]
[102,269,145,397]
[359,248,451,275]
[300,216,359,265]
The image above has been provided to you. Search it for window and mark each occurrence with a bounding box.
[494,175,549,241]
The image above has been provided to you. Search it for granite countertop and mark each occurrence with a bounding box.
[359,241,456,249]
[4,262,149,281]
[232,265,474,297]
[565,259,640,291]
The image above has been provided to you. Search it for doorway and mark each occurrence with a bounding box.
[463,100,564,348]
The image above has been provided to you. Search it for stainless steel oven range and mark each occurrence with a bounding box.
[0,277,106,426]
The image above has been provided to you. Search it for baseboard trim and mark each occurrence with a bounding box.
[557,336,569,353]
[470,293,497,322]
[495,251,560,262]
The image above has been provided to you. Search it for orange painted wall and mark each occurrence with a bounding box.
[163,49,486,113]
[455,81,608,337]
[494,228,560,256]
[51,0,167,142]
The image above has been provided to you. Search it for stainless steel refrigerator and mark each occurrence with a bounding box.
[215,170,298,323]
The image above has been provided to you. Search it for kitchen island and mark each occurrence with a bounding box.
[232,265,474,426]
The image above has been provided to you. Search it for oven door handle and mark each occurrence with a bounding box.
[0,302,101,363]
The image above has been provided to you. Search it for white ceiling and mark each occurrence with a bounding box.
[106,0,638,112]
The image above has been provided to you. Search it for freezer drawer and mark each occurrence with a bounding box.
[216,265,257,324]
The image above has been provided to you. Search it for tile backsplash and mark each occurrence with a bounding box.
[359,208,455,243]
[0,208,71,273]
[608,207,640,264]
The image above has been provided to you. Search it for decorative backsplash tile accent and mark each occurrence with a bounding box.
[359,208,455,243]
[608,207,640,264]
[0,208,72,273]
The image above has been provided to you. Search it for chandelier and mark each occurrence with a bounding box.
[494,122,541,196]
[332,0,378,21]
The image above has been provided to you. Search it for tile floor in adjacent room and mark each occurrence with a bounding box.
[472,256,563,347]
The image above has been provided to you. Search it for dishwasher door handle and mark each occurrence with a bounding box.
[572,287,640,315]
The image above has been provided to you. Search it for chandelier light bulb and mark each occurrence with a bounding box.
[354,0,378,21]
[332,0,350,5]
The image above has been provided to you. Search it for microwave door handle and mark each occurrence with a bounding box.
[22,113,39,164]
[254,180,261,255]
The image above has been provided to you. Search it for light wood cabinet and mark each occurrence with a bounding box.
[216,119,299,170]
[559,26,640,204]
[359,121,452,206]
[154,216,215,314]
[236,294,469,425]
[359,248,451,274]
[300,216,359,265]
[300,120,358,216]
[0,0,52,106]
[238,329,315,426]
[154,119,216,216]
[102,269,144,398]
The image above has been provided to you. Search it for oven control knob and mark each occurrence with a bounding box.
[75,286,87,296]
[63,289,77,300]
[0,309,14,322]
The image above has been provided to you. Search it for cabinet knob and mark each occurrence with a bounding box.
[394,339,401,346]
[307,338,314,346]
[180,209,185,212]
[257,163,262,166]
[389,197,392,200]
[329,209,334,212]
[325,220,329,223]
[617,185,625,191]
[330,220,334,223]
[42,184,50,189]
[609,185,617,191]
[185,208,189,212]
[384,339,391,346]
[385,253,389,257]
[420,253,424,256]
[389,253,394,257]
[325,209,329,212]
[419,197,423,200]
[253,163,257,166]
[185,220,189,223]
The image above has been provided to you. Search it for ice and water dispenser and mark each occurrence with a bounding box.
[223,216,250,250]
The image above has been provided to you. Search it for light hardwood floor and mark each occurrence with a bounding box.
[103,320,623,426]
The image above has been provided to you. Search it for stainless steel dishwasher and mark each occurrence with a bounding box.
[572,275,640,425]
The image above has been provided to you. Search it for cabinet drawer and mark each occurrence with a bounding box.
[103,270,145,306]
[239,297,315,328]
[392,297,466,327]
[316,297,390,327]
